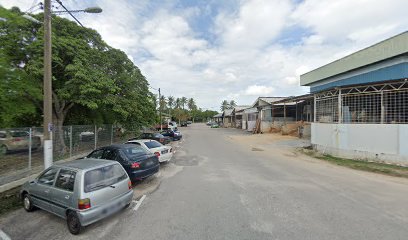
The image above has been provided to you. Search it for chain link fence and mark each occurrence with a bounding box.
[0,124,141,187]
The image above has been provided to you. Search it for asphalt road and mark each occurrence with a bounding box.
[1,123,408,240]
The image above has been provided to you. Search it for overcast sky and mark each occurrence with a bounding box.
[1,0,408,111]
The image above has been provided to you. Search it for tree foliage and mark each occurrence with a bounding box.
[220,99,237,111]
[0,6,156,129]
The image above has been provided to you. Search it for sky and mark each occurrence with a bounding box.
[1,0,408,111]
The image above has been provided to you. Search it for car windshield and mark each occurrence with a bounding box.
[144,141,162,149]
[84,164,127,192]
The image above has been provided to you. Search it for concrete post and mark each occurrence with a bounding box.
[295,101,298,121]
[94,125,97,150]
[69,126,73,158]
[110,125,114,145]
[381,91,385,124]
[28,128,32,172]
[313,94,317,122]
[338,89,342,123]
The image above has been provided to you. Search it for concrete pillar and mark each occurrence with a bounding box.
[338,89,342,123]
[381,91,385,124]
[313,94,317,122]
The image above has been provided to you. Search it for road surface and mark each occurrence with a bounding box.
[1,123,407,240]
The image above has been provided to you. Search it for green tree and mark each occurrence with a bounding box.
[229,100,237,109]
[187,98,196,111]
[159,95,167,111]
[175,98,181,109]
[0,7,155,149]
[167,96,175,109]
[180,97,187,110]
[221,100,229,111]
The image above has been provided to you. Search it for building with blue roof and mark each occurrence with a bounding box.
[300,31,408,163]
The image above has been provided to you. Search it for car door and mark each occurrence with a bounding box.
[50,168,76,218]
[30,167,59,211]
[102,148,118,162]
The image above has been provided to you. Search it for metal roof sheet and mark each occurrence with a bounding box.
[301,31,408,86]
[223,109,234,116]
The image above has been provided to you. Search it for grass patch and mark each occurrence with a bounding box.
[302,149,408,178]
[0,187,21,216]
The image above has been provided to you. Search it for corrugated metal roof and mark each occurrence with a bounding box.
[213,113,223,118]
[233,105,250,112]
[244,107,258,114]
[251,97,286,108]
[301,31,408,86]
[259,97,286,104]
[223,109,234,116]
[310,61,408,92]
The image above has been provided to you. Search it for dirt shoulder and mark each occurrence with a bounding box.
[226,131,408,179]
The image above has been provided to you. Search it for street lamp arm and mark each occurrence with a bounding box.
[55,0,84,27]
[52,7,102,14]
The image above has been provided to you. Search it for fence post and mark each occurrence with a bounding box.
[313,94,317,122]
[381,91,385,124]
[110,125,113,145]
[28,128,32,172]
[338,89,342,123]
[94,125,97,150]
[69,126,73,158]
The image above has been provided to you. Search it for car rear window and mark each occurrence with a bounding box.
[84,164,127,193]
[145,141,162,149]
[122,146,149,161]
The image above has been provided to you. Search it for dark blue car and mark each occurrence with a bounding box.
[161,129,182,141]
[87,144,159,182]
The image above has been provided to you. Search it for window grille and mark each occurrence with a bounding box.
[314,80,408,124]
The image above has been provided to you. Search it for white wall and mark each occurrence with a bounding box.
[312,123,408,163]
[247,121,256,132]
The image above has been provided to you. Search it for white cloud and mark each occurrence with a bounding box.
[244,85,274,96]
[1,0,407,111]
[291,0,408,46]
[215,0,292,49]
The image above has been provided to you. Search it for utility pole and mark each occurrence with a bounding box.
[43,0,53,169]
[159,88,162,131]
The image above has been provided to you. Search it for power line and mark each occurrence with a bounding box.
[55,0,84,27]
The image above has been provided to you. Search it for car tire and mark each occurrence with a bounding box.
[23,193,35,212]
[67,211,82,235]
[0,145,8,156]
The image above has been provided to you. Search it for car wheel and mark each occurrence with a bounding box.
[67,211,82,235]
[0,145,8,155]
[23,193,35,212]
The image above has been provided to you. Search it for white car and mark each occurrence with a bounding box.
[126,139,173,163]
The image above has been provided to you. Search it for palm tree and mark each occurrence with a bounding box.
[167,96,175,109]
[159,95,167,111]
[221,100,229,111]
[229,100,237,109]
[187,98,196,111]
[180,97,187,109]
[175,98,181,109]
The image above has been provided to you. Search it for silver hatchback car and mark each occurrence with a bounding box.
[20,159,133,234]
